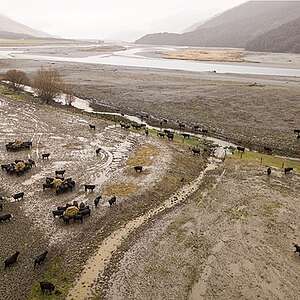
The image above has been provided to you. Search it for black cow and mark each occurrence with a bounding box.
[74,214,83,224]
[182,133,190,139]
[145,129,149,136]
[157,132,165,138]
[109,196,117,207]
[193,125,200,131]
[40,282,55,295]
[284,168,293,175]
[96,148,102,155]
[28,159,36,166]
[167,133,174,141]
[264,147,272,154]
[294,244,300,255]
[80,208,91,217]
[0,214,12,222]
[34,251,48,267]
[85,184,96,192]
[4,251,20,269]
[201,129,208,134]
[178,123,185,130]
[237,146,245,153]
[13,192,24,201]
[192,148,201,155]
[43,183,53,191]
[89,124,96,130]
[294,129,300,139]
[134,166,143,173]
[267,167,272,176]
[42,153,50,160]
[55,170,65,176]
[0,203,2,211]
[52,210,64,218]
[94,196,102,208]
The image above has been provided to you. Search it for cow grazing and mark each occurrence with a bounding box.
[40,282,55,295]
[28,159,36,166]
[157,132,165,138]
[109,196,117,207]
[134,166,143,173]
[264,147,272,154]
[34,251,48,267]
[178,123,185,130]
[96,148,102,155]
[13,192,24,201]
[0,214,12,222]
[182,133,190,139]
[4,251,20,269]
[94,196,102,208]
[294,244,300,255]
[267,167,272,176]
[89,124,96,130]
[52,210,64,218]
[237,146,245,153]
[192,148,201,155]
[167,133,174,141]
[42,153,50,160]
[85,184,96,192]
[55,170,65,176]
[284,168,293,175]
[80,208,91,217]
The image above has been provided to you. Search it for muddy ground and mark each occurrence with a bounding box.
[0,56,299,158]
[103,157,300,300]
[0,89,207,299]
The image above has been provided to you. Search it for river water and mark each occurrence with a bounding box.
[1,46,300,77]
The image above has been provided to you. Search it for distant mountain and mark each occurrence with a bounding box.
[135,1,300,49]
[0,14,51,38]
[246,17,300,53]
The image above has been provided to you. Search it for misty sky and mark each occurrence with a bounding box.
[1,0,247,41]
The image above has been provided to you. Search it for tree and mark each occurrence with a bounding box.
[4,69,29,91]
[64,84,75,106]
[33,68,65,103]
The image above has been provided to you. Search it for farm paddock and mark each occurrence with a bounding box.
[0,91,207,299]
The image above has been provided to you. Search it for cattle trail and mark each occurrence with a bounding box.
[66,157,222,300]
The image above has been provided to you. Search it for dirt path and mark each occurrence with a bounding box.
[67,157,221,299]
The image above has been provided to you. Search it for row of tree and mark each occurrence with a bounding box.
[4,68,74,105]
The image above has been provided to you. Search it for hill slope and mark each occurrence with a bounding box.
[246,17,300,53]
[0,14,51,38]
[136,1,300,48]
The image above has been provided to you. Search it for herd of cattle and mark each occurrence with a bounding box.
[0,120,298,296]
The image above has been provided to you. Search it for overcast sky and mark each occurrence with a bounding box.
[1,0,247,41]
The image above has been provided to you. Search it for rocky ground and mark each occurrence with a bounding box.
[0,88,207,299]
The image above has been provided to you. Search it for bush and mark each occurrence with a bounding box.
[33,68,65,103]
[5,69,29,91]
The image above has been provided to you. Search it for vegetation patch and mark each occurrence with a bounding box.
[262,201,283,217]
[127,144,159,167]
[231,150,300,173]
[29,257,71,300]
[103,182,137,197]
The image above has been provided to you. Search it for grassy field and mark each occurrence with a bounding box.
[231,150,300,173]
